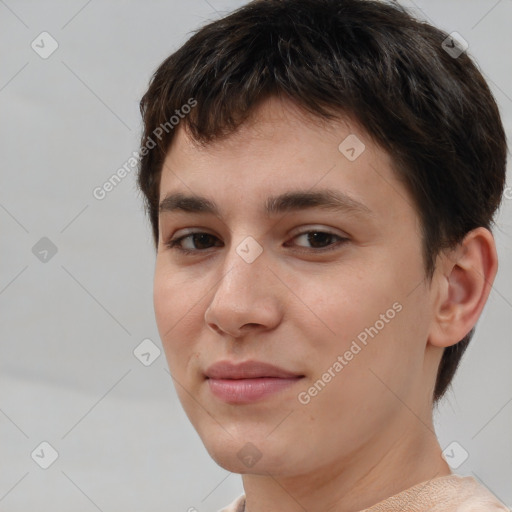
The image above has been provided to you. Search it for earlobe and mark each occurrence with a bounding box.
[428,227,498,348]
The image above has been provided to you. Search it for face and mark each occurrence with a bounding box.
[153,96,440,479]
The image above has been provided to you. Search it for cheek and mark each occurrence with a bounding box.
[298,264,389,341]
[299,255,426,378]
[153,261,203,326]
[153,264,204,370]
[153,266,176,334]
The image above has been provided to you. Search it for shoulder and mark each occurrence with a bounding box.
[438,474,509,511]
[450,475,509,512]
[217,493,245,512]
[410,474,510,512]
[362,474,509,512]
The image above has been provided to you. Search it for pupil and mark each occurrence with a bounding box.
[194,233,213,249]
[308,232,331,248]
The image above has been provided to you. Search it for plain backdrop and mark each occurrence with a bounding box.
[1,1,511,511]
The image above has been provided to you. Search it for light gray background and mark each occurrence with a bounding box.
[1,1,511,511]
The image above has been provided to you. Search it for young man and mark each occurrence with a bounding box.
[136,0,508,510]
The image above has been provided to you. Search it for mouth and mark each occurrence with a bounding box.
[204,360,305,404]
[206,376,304,403]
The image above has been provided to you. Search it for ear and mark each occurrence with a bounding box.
[428,227,498,348]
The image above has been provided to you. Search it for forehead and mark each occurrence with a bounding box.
[169,96,367,160]
[158,96,414,226]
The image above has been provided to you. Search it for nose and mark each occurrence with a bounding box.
[204,239,283,338]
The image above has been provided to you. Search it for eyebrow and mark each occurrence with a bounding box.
[158,189,373,218]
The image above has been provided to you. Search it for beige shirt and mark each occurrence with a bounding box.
[219,474,509,512]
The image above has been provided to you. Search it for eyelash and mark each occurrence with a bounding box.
[164,230,349,255]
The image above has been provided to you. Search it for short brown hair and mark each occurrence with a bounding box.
[137,0,507,403]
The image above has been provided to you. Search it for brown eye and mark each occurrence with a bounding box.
[288,230,349,252]
[166,232,222,253]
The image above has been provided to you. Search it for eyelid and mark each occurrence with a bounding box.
[288,224,349,239]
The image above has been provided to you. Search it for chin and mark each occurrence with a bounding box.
[203,434,295,476]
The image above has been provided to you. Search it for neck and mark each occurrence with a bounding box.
[241,412,452,512]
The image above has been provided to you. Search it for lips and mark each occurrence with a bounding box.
[204,360,303,380]
[204,360,305,404]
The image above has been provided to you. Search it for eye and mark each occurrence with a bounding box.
[164,229,349,255]
[286,230,348,252]
[165,232,222,254]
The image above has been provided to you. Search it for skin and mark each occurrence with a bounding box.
[153,96,498,512]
